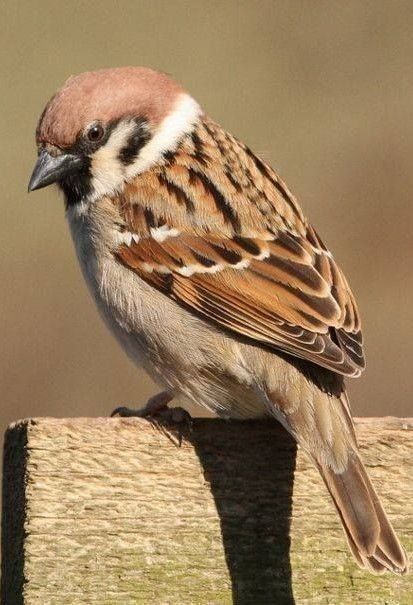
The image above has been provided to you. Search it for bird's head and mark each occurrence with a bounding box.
[28,67,201,205]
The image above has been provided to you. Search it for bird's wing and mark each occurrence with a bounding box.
[112,116,364,377]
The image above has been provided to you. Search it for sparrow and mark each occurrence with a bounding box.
[28,67,408,575]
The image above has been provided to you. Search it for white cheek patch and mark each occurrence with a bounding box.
[125,93,201,179]
[89,121,137,200]
[86,93,201,203]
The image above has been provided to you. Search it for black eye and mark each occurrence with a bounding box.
[86,123,105,143]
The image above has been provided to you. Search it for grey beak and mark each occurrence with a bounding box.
[28,149,85,192]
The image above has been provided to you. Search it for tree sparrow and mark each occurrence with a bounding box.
[28,67,407,574]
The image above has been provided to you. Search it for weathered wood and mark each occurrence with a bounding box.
[1,417,412,604]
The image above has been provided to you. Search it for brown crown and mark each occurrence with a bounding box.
[36,67,184,148]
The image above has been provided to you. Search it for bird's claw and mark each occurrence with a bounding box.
[110,393,192,447]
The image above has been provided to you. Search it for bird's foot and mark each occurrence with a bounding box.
[111,391,174,418]
[111,391,192,446]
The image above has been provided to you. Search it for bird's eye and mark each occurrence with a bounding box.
[86,123,105,143]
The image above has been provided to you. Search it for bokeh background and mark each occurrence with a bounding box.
[1,1,412,444]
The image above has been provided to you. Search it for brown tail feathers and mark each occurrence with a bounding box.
[317,451,408,574]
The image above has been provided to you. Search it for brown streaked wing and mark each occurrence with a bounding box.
[115,228,365,377]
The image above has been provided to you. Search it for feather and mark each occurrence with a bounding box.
[113,117,365,376]
[317,452,408,574]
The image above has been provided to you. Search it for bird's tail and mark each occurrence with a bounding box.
[317,450,408,574]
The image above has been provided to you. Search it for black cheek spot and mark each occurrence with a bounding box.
[118,119,151,166]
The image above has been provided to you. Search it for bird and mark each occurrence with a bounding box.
[28,66,408,575]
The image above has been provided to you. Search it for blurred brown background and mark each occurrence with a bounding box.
[1,0,412,442]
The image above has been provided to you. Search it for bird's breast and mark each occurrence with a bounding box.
[65,197,268,418]
[65,199,220,384]
[66,201,154,359]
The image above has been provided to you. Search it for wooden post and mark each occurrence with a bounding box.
[1,417,412,604]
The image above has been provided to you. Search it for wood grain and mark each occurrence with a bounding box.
[2,417,412,604]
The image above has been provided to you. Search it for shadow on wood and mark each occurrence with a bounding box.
[1,417,411,604]
[191,420,297,604]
